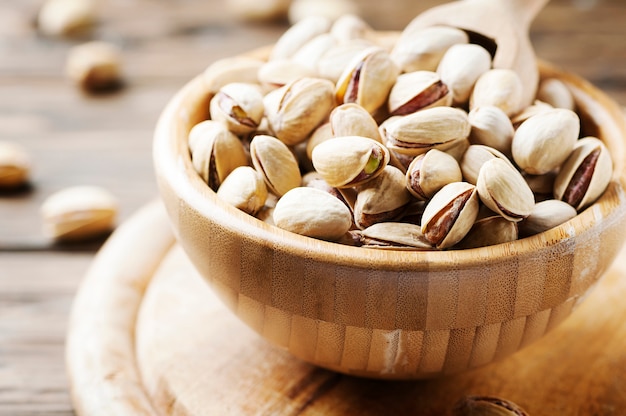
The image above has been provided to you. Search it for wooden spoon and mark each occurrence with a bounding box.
[402,0,550,108]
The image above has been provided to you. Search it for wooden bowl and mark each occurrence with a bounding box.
[153,54,626,379]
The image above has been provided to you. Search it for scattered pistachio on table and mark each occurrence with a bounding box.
[0,141,31,189]
[65,41,123,92]
[37,0,96,37]
[184,13,613,250]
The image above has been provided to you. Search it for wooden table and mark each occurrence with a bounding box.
[1,0,625,414]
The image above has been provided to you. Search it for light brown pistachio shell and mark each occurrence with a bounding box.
[457,216,518,249]
[553,136,613,211]
[476,158,535,222]
[470,69,524,117]
[250,134,302,197]
[437,43,492,105]
[330,103,382,143]
[188,120,248,191]
[258,59,317,89]
[511,100,554,128]
[202,56,263,94]
[460,144,515,185]
[361,222,432,250]
[330,14,372,43]
[270,15,331,60]
[468,106,514,155]
[519,199,577,237]
[292,33,338,72]
[210,83,264,135]
[388,71,452,116]
[306,122,333,160]
[288,0,358,25]
[0,141,31,189]
[65,41,122,91]
[273,186,352,240]
[406,149,462,200]
[420,181,479,249]
[38,0,95,37]
[317,39,374,83]
[512,108,580,175]
[216,166,268,216]
[537,78,575,111]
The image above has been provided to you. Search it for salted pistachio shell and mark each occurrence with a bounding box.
[476,158,535,222]
[470,69,524,117]
[511,100,553,128]
[437,43,492,106]
[330,103,382,143]
[0,141,31,188]
[460,145,514,185]
[335,47,399,114]
[216,166,268,216]
[519,199,577,237]
[453,395,529,416]
[270,15,331,60]
[512,108,580,175]
[406,149,462,200]
[210,83,264,135]
[554,136,613,211]
[384,106,471,157]
[292,33,338,72]
[353,166,412,229]
[421,181,479,249]
[330,14,373,43]
[537,78,575,111]
[265,77,335,146]
[202,56,263,94]
[388,71,452,116]
[361,222,432,250]
[457,216,518,249]
[41,186,117,241]
[188,120,248,191]
[273,186,352,240]
[312,136,390,188]
[468,106,514,155]
[317,39,374,83]
[391,25,469,73]
[258,59,317,89]
[250,134,301,197]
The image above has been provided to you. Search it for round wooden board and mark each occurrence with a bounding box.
[68,201,626,416]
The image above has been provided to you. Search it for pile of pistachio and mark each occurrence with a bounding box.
[188,15,613,250]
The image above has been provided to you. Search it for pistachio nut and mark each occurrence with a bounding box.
[554,136,613,211]
[216,166,268,216]
[468,106,514,155]
[264,77,335,146]
[292,33,338,73]
[270,15,331,60]
[360,222,432,250]
[388,71,452,116]
[353,165,412,229]
[519,199,577,237]
[335,47,399,114]
[391,25,469,73]
[406,149,462,200]
[460,145,515,185]
[210,83,264,135]
[437,43,492,106]
[311,136,390,188]
[537,78,575,111]
[41,186,117,241]
[317,39,374,83]
[452,395,529,416]
[258,59,317,89]
[273,186,352,240]
[476,158,535,222]
[330,103,382,143]
[457,216,518,249]
[470,69,524,117]
[305,122,333,160]
[65,41,122,91]
[305,177,355,214]
[0,141,31,189]
[384,106,471,156]
[330,14,373,43]
[420,181,479,249]
[188,120,249,191]
[38,0,95,37]
[510,100,553,128]
[202,56,263,94]
[511,108,580,175]
[249,134,302,197]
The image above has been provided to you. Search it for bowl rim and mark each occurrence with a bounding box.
[153,59,626,272]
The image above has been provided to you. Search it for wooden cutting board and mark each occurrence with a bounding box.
[66,200,626,416]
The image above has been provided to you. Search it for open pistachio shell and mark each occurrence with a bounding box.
[460,144,515,185]
[470,69,524,117]
[519,199,577,237]
[388,71,452,116]
[250,134,301,197]
[437,43,492,106]
[457,216,518,249]
[406,149,462,200]
[361,222,432,250]
[210,82,264,135]
[468,105,514,155]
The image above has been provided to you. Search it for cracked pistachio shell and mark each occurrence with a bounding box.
[311,136,390,188]
[391,25,469,73]
[0,141,31,188]
[317,39,374,83]
[537,78,575,111]
[335,47,399,114]
[511,100,554,128]
[460,144,516,185]
[210,83,264,135]
[519,199,577,237]
[476,158,535,222]
[258,59,317,89]
[406,149,462,200]
[202,56,263,94]
[421,181,479,249]
[388,71,452,116]
[470,69,524,116]
[249,134,301,197]
[384,106,471,156]
[265,77,336,146]
[216,166,268,216]
[437,43,492,106]
[270,15,331,60]
[353,165,412,229]
[512,108,580,175]
[554,136,613,211]
[468,106,514,155]
[273,186,352,240]
[361,222,433,250]
[292,33,337,72]
[330,103,382,143]
[188,120,248,191]
[457,216,518,249]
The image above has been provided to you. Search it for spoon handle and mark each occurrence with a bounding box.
[465,0,550,28]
